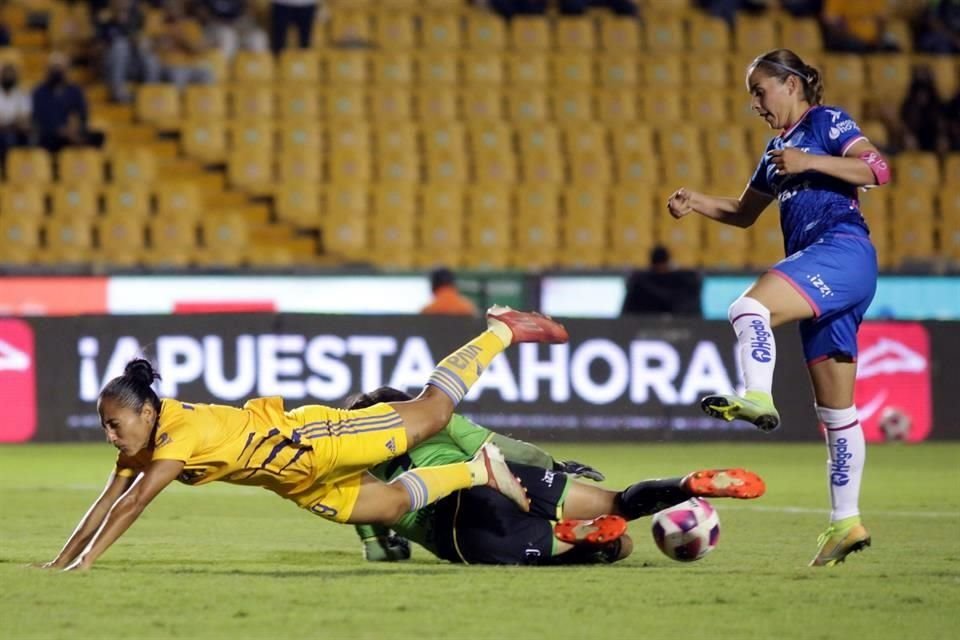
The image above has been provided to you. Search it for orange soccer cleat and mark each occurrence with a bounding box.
[681,468,766,500]
[554,514,628,545]
[486,305,569,345]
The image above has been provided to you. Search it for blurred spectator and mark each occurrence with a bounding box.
[620,246,703,317]
[0,63,30,168]
[420,268,479,316]
[821,0,901,52]
[200,0,268,60]
[942,85,960,150]
[94,0,148,103]
[0,20,10,46]
[696,0,770,27]
[915,0,960,54]
[781,0,823,17]
[899,65,947,153]
[142,0,213,88]
[270,0,320,52]
[483,0,637,18]
[31,52,105,152]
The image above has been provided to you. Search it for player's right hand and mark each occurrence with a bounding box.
[667,188,694,219]
[555,460,605,482]
[363,533,411,562]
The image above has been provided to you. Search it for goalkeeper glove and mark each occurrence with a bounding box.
[554,459,605,482]
[362,533,411,562]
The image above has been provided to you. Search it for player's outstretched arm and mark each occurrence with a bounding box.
[668,186,773,228]
[33,471,136,569]
[63,459,184,571]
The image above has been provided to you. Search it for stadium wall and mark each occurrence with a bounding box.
[0,315,953,444]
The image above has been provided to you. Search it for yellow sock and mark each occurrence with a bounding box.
[426,330,507,404]
[392,463,474,512]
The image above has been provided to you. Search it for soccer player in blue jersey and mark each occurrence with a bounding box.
[667,49,890,567]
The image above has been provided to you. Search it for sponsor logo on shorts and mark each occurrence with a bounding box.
[807,273,834,298]
[749,318,772,363]
[385,436,397,454]
[830,437,852,486]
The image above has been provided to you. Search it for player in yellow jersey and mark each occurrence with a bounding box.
[34,306,569,571]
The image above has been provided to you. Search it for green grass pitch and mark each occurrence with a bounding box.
[1,442,958,639]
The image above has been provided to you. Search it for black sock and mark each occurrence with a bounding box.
[615,477,689,520]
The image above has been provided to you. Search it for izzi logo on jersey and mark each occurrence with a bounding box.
[854,323,931,443]
[0,319,36,443]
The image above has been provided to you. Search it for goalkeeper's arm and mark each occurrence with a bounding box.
[355,524,411,562]
[487,433,606,482]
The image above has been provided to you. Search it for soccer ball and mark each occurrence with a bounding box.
[651,498,720,562]
[879,406,912,441]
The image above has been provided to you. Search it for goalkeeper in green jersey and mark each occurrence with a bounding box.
[349,387,766,566]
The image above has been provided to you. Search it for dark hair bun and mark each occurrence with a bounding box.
[124,358,161,386]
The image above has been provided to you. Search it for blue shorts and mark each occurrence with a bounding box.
[770,232,878,364]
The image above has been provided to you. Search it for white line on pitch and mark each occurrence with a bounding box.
[721,504,960,518]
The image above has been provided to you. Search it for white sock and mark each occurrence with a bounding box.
[728,296,776,395]
[817,405,865,522]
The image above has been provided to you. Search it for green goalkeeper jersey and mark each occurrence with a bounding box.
[355,414,555,557]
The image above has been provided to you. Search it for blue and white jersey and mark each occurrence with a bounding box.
[749,105,870,256]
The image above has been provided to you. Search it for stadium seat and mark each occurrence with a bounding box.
[939,188,960,262]
[642,57,683,88]
[943,153,960,186]
[614,150,660,185]
[57,148,104,185]
[279,121,322,156]
[369,184,416,265]
[325,88,368,122]
[6,147,52,184]
[416,51,459,86]
[278,86,320,122]
[703,223,749,270]
[858,188,892,269]
[554,16,595,52]
[656,124,701,157]
[420,11,461,50]
[43,217,94,263]
[686,56,731,89]
[506,54,548,87]
[0,215,39,264]
[599,14,640,52]
[375,11,415,50]
[865,56,911,105]
[369,88,413,122]
[136,84,181,130]
[279,49,321,84]
[684,91,730,124]
[230,86,275,121]
[655,204,703,268]
[229,121,275,155]
[96,215,145,265]
[418,184,464,266]
[200,215,249,267]
[328,7,372,44]
[279,152,322,183]
[747,210,785,268]
[517,123,563,183]
[375,124,419,157]
[608,186,655,267]
[688,13,730,53]
[638,92,683,123]
[325,49,369,86]
[103,184,152,218]
[462,53,503,87]
[506,89,549,123]
[321,184,369,260]
[595,89,638,123]
[0,184,46,217]
[734,14,777,53]
[415,87,458,121]
[894,152,941,190]
[704,124,750,158]
[510,16,551,51]
[461,88,504,122]
[514,184,560,267]
[109,148,157,184]
[923,55,958,101]
[464,186,512,268]
[662,155,706,186]
[822,55,866,93]
[610,122,656,159]
[779,17,823,54]
[185,85,227,121]
[275,181,320,228]
[147,216,198,263]
[560,186,608,268]
[423,124,467,183]
[597,55,639,89]
[890,188,936,266]
[464,11,506,51]
[372,52,413,86]
[551,89,595,123]
[468,122,512,159]
[644,15,685,53]
[50,184,98,219]
[551,53,594,88]
[156,181,202,219]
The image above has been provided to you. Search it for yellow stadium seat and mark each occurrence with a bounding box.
[416,52,459,86]
[610,123,655,159]
[506,88,549,123]
[148,215,198,253]
[894,152,941,190]
[555,16,595,52]
[376,152,420,183]
[279,49,320,84]
[468,122,512,158]
[420,12,461,50]
[278,86,319,121]
[136,84,180,130]
[507,54,548,87]
[370,184,416,263]
[865,55,912,105]
[517,124,563,183]
[185,85,227,121]
[858,188,891,268]
[464,11,507,51]
[688,14,730,53]
[734,14,777,54]
[822,55,866,93]
[939,188,960,261]
[779,17,823,54]
[703,223,749,270]
[465,186,512,261]
[0,184,45,217]
[514,184,560,263]
[706,151,751,186]
[50,184,98,219]
[321,185,369,260]
[375,124,418,156]
[324,87,368,122]
[375,11,415,50]
[0,215,39,264]
[662,155,706,185]
[747,211,784,268]
[656,124,703,158]
[745,126,772,157]
[329,153,372,185]
[370,88,413,122]
[890,188,935,265]
[644,15,685,53]
[330,122,371,154]
[233,51,275,84]
[608,186,655,267]
[6,147,52,184]
[461,53,503,86]
[597,55,639,88]
[563,123,607,157]
[560,187,608,268]
[156,181,202,218]
[230,86,275,121]
[418,185,464,267]
[325,50,369,86]
[275,181,321,227]
[656,204,703,268]
[595,89,638,123]
[686,56,731,89]
[415,87,458,121]
[943,153,960,185]
[859,120,889,150]
[551,53,594,87]
[96,215,145,264]
[550,89,594,123]
[227,152,275,196]
[103,184,151,218]
[58,148,104,185]
[372,52,413,86]
[510,16,551,51]
[704,124,749,158]
[884,19,913,53]
[43,217,93,263]
[638,93,683,123]
[110,148,157,184]
[196,49,227,84]
[279,152,321,183]
[329,8,372,44]
[923,55,958,101]
[614,154,660,186]
[642,57,683,88]
[200,215,249,266]
[599,15,640,52]
[279,121,321,156]
[461,88,504,122]
[684,91,730,124]
[230,121,275,154]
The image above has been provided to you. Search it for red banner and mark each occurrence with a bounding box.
[0,319,37,442]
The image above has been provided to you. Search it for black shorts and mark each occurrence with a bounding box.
[432,463,570,565]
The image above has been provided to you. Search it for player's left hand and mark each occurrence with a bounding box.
[363,533,411,562]
[555,460,605,482]
[768,148,813,175]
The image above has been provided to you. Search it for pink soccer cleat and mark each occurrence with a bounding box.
[486,305,569,345]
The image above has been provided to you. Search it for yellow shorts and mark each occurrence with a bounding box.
[286,402,408,523]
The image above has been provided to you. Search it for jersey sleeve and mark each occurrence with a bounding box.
[150,401,201,462]
[748,150,773,196]
[818,107,866,156]
[444,414,492,456]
